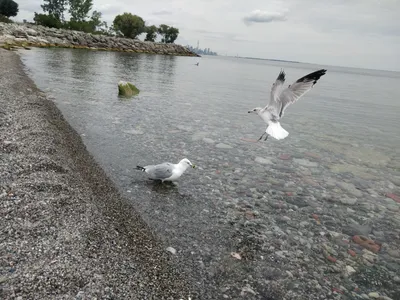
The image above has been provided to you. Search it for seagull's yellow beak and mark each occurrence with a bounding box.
[192,165,196,169]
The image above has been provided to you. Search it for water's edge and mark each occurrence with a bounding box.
[0,48,199,299]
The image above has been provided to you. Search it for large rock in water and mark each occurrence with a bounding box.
[118,81,139,97]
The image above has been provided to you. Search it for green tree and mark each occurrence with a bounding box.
[90,10,108,33]
[157,24,179,43]
[68,0,92,22]
[41,0,67,21]
[157,24,169,43]
[0,0,19,18]
[33,12,62,28]
[0,14,12,22]
[165,26,179,43]
[65,9,108,33]
[106,24,117,36]
[144,25,157,42]
[113,13,145,39]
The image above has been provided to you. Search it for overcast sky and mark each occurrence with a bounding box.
[13,0,400,71]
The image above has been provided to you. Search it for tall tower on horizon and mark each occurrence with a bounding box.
[196,40,199,50]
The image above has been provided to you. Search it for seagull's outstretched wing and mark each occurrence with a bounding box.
[277,69,327,118]
[265,69,286,116]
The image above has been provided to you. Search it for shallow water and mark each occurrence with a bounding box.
[21,48,400,299]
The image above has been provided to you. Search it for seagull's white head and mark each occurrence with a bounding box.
[248,107,262,114]
[179,158,195,169]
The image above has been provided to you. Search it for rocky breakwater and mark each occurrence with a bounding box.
[0,22,199,56]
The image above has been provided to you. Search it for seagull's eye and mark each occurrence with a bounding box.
[253,109,256,111]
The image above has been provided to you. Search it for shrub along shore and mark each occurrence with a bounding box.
[0,22,200,56]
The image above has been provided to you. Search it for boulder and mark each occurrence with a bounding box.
[26,28,38,36]
[118,81,140,98]
[0,23,200,57]
[13,29,28,38]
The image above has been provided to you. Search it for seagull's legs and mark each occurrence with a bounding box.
[257,132,266,141]
[264,134,269,141]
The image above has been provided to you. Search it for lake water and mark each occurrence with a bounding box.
[20,48,400,300]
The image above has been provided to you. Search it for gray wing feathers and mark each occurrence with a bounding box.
[279,81,315,116]
[146,163,173,179]
[270,69,286,102]
[266,69,286,115]
[268,69,327,118]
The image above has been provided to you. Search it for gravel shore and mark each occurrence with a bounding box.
[0,49,196,299]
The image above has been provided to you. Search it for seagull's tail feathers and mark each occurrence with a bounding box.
[136,166,146,172]
[266,122,289,140]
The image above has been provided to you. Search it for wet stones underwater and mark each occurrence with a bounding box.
[178,134,400,300]
[16,49,400,300]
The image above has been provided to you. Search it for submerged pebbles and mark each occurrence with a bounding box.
[15,48,400,299]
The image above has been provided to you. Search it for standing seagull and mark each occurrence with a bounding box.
[248,69,327,141]
[136,158,195,182]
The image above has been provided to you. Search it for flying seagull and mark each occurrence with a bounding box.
[136,158,195,182]
[248,69,327,141]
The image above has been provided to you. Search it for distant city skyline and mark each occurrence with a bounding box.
[186,41,218,56]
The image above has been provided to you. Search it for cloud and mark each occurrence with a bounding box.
[192,29,257,43]
[243,9,287,26]
[152,10,174,16]
[287,0,400,38]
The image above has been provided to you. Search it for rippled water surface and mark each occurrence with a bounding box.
[21,48,400,299]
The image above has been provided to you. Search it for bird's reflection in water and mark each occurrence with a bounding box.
[138,180,194,204]
[146,179,178,191]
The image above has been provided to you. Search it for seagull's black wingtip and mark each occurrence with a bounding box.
[277,69,286,82]
[296,69,327,85]
[312,69,327,83]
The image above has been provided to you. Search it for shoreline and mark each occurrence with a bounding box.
[0,49,197,299]
[0,22,200,57]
